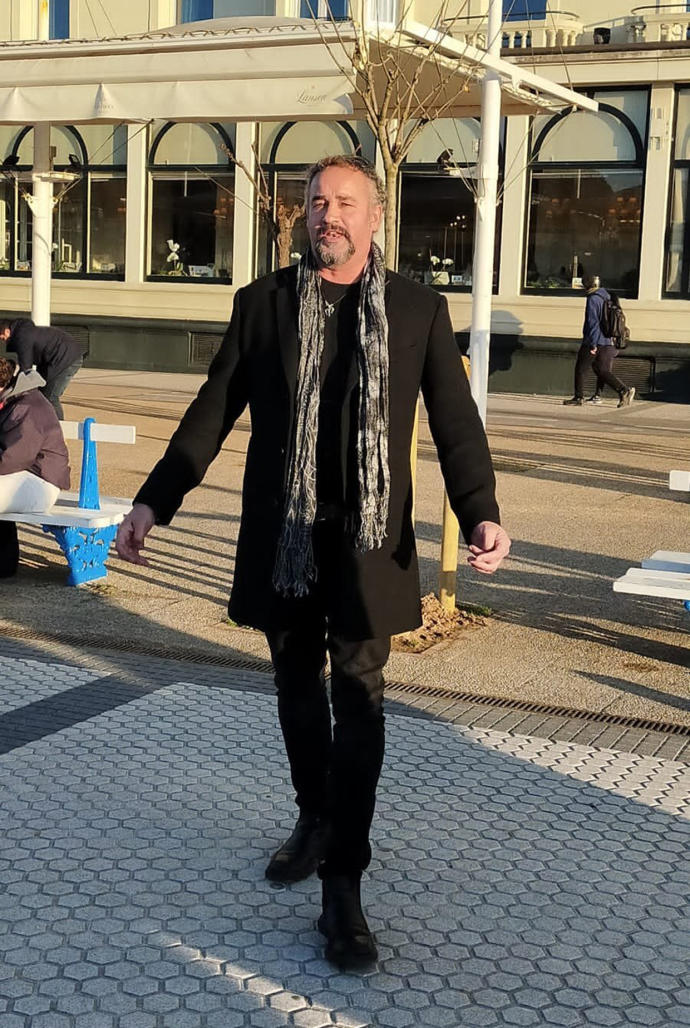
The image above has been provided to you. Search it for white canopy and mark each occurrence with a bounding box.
[0,17,596,125]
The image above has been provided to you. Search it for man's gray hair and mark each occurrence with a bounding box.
[304,155,386,208]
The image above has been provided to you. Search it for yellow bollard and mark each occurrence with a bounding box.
[438,355,469,611]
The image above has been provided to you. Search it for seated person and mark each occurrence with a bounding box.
[0,357,70,578]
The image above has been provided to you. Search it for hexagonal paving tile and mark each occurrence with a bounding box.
[0,653,688,1028]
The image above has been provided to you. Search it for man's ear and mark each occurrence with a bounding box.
[370,204,383,233]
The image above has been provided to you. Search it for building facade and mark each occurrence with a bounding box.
[0,0,689,400]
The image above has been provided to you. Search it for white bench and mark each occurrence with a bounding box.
[0,417,134,585]
[613,471,690,611]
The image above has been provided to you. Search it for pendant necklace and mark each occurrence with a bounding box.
[322,287,350,318]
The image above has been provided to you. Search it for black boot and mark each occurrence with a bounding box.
[265,815,326,883]
[0,521,19,578]
[318,873,378,970]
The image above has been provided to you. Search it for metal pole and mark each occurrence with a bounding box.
[468,0,502,426]
[31,123,53,326]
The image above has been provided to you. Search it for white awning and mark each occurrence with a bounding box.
[0,18,596,125]
[0,77,353,123]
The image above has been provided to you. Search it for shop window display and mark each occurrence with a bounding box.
[525,92,647,296]
[148,122,235,282]
[0,125,126,279]
[397,117,503,290]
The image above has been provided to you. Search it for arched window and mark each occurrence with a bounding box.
[524,90,648,296]
[399,118,504,290]
[0,124,127,278]
[148,122,236,282]
[256,121,372,276]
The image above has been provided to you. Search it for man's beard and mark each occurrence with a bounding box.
[313,229,356,267]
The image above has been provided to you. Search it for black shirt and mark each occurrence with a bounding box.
[316,279,360,510]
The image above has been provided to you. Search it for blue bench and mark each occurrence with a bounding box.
[0,417,135,585]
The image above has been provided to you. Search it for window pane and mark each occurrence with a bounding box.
[54,182,85,273]
[257,172,307,277]
[536,110,638,163]
[665,168,688,295]
[181,0,273,18]
[181,0,213,21]
[399,174,481,288]
[405,118,482,165]
[525,169,642,293]
[0,181,11,270]
[153,122,235,166]
[90,175,126,275]
[49,0,70,38]
[675,89,690,160]
[150,173,234,280]
[503,0,545,20]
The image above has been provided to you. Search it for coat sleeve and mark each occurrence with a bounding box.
[0,404,42,475]
[134,289,249,525]
[583,293,610,348]
[7,325,34,372]
[420,295,500,543]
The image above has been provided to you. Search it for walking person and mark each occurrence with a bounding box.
[563,274,635,408]
[0,317,84,419]
[0,358,70,578]
[115,155,510,970]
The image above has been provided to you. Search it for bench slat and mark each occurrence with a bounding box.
[614,569,690,600]
[0,492,131,529]
[669,470,690,492]
[642,551,690,574]
[60,421,135,444]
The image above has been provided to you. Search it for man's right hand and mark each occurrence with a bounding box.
[115,503,156,566]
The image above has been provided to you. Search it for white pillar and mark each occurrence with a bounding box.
[30,123,53,327]
[38,0,49,39]
[468,0,502,425]
[638,85,674,301]
[125,123,148,284]
[231,122,258,287]
[497,114,529,298]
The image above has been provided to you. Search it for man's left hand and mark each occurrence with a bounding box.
[467,521,511,575]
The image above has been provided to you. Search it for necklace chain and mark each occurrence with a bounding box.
[321,286,350,318]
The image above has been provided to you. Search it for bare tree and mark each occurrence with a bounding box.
[307,0,478,269]
[219,142,304,269]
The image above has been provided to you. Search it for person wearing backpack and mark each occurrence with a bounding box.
[563,274,635,408]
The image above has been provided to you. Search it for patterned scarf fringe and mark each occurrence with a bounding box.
[272,244,390,597]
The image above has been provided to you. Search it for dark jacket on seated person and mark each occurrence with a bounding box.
[0,370,70,488]
[6,319,83,382]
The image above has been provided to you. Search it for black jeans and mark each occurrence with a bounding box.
[266,615,390,876]
[573,343,626,399]
[41,357,83,420]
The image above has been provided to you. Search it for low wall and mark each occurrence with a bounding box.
[2,312,689,402]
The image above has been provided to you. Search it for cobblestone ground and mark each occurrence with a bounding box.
[1,650,689,1028]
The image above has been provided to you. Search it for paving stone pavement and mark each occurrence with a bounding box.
[1,649,689,1028]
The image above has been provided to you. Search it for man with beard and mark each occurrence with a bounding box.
[115,155,510,970]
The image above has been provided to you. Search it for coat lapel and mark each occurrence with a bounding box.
[275,268,300,414]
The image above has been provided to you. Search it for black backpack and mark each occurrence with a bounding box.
[600,295,630,350]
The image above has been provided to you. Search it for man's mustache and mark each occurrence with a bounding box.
[318,226,352,243]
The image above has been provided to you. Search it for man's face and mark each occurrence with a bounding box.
[306,165,382,274]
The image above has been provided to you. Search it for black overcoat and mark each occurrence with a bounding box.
[136,265,500,639]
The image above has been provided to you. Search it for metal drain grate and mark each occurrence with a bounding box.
[384,680,690,738]
[3,625,689,742]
